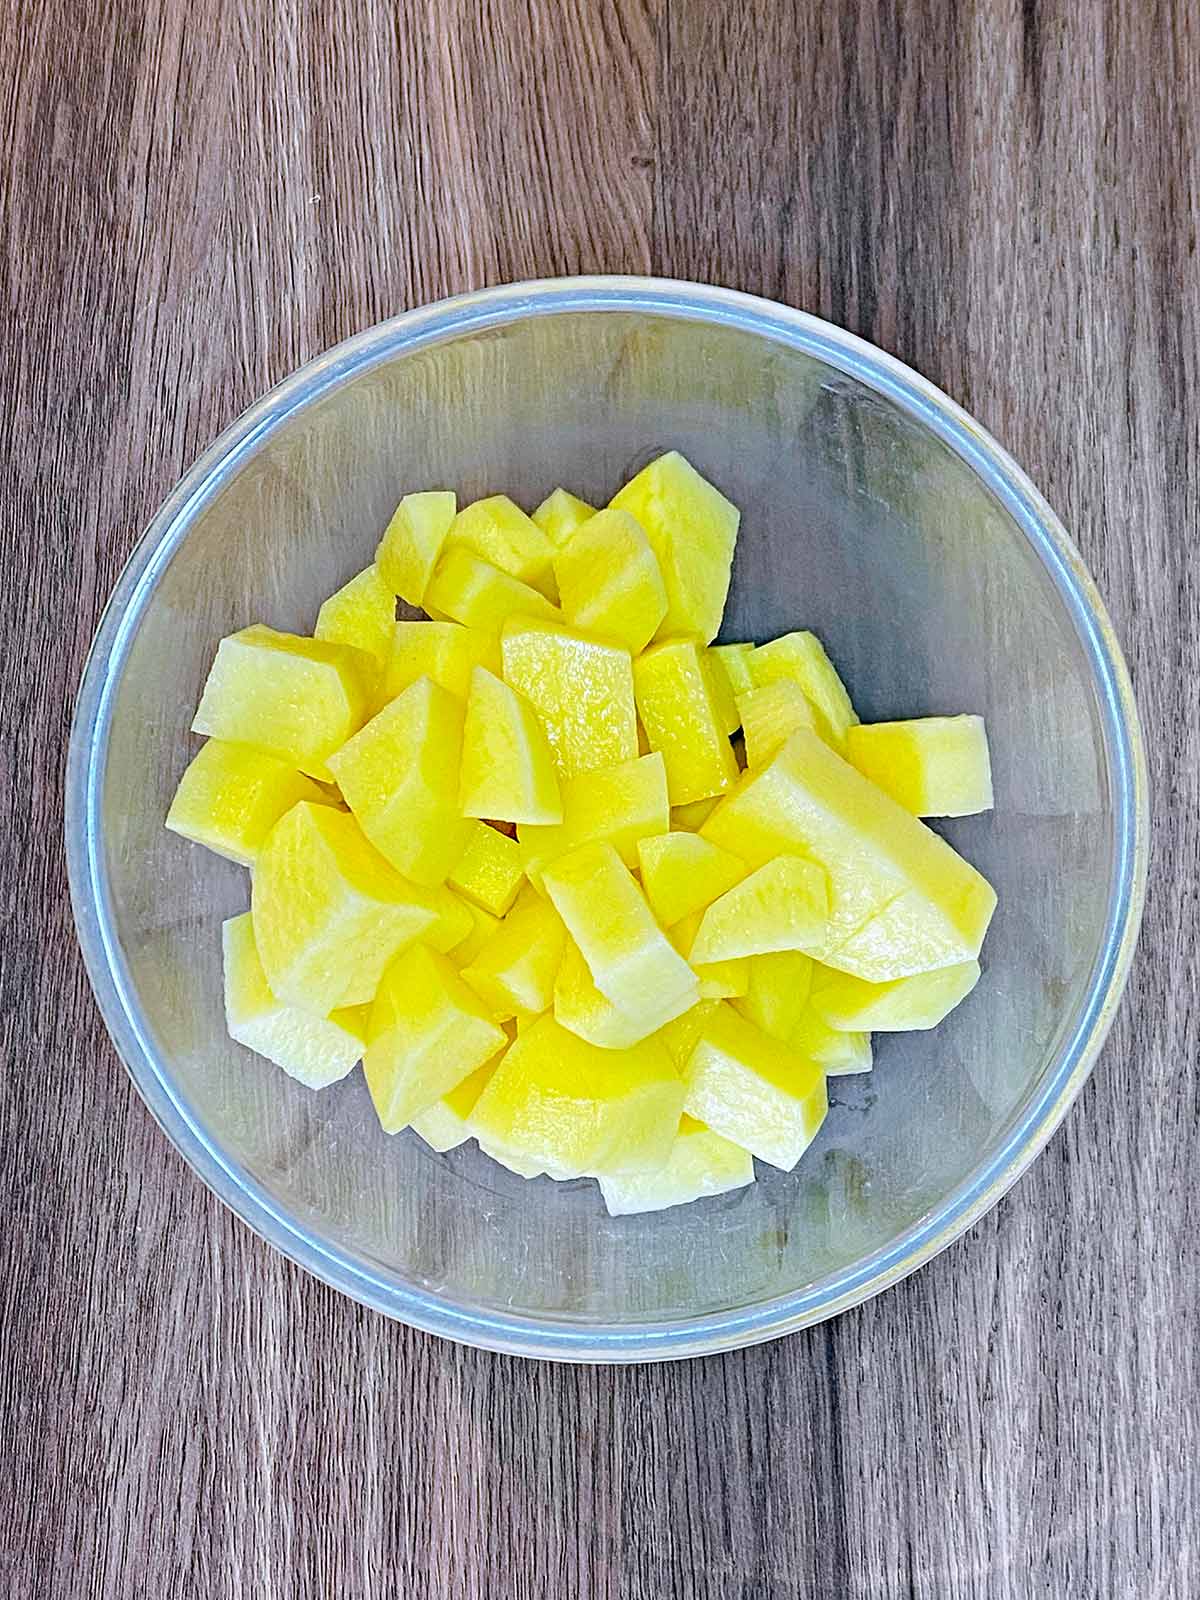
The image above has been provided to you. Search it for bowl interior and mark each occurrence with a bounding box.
[79,298,1127,1353]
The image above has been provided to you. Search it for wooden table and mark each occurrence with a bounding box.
[3,1,1196,1594]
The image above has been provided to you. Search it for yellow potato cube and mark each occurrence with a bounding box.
[327,676,474,886]
[460,883,567,1020]
[364,943,508,1132]
[734,951,814,1043]
[632,638,739,805]
[447,820,525,917]
[425,547,561,633]
[609,450,739,642]
[553,937,675,1049]
[467,1014,685,1179]
[670,797,719,831]
[501,617,637,780]
[409,1053,507,1152]
[222,913,367,1088]
[541,842,699,1021]
[845,715,994,817]
[682,1003,828,1171]
[553,508,667,652]
[710,642,756,700]
[447,495,557,594]
[383,620,499,702]
[531,487,597,546]
[459,666,562,825]
[447,899,501,968]
[690,855,829,965]
[517,753,668,886]
[599,1115,755,1215]
[314,562,397,679]
[831,890,993,983]
[737,680,817,768]
[636,832,747,927]
[191,624,374,781]
[746,631,858,751]
[791,1012,874,1075]
[375,490,457,606]
[701,728,996,980]
[702,649,742,736]
[810,959,981,1031]
[668,912,750,999]
[252,802,468,1013]
[166,739,329,866]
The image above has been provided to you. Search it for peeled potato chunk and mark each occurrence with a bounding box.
[599,1116,755,1215]
[682,1003,828,1172]
[166,739,329,867]
[223,913,367,1088]
[252,802,470,1014]
[609,450,739,643]
[845,715,994,818]
[467,1014,685,1179]
[192,624,374,782]
[365,943,509,1132]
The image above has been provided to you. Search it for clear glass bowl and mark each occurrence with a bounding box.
[66,278,1147,1361]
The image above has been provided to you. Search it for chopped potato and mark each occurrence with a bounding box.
[169,451,995,1214]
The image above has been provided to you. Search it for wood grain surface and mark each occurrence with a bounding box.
[2,0,1197,1595]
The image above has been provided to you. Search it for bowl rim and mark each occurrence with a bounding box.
[65,275,1149,1362]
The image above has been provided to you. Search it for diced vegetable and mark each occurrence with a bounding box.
[810,959,981,1031]
[447,820,526,917]
[460,883,567,1021]
[192,624,374,781]
[365,943,508,1131]
[633,637,739,805]
[599,1116,754,1215]
[410,1055,506,1152]
[541,842,699,1026]
[636,832,747,928]
[737,680,817,768]
[690,855,829,964]
[845,715,994,817]
[223,913,367,1087]
[172,453,996,1214]
[682,1003,828,1171]
[610,450,739,642]
[501,616,638,780]
[447,495,557,594]
[376,491,457,606]
[384,620,499,702]
[554,508,667,652]
[467,1014,685,1179]
[425,547,561,632]
[745,631,858,751]
[459,666,562,825]
[252,802,469,1013]
[702,729,995,980]
[328,677,473,886]
[532,487,599,547]
[314,563,397,676]
[166,739,329,866]
[734,951,814,1044]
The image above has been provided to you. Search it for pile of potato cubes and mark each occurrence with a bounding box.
[167,451,996,1215]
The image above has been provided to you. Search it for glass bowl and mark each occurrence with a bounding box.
[66,278,1147,1361]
